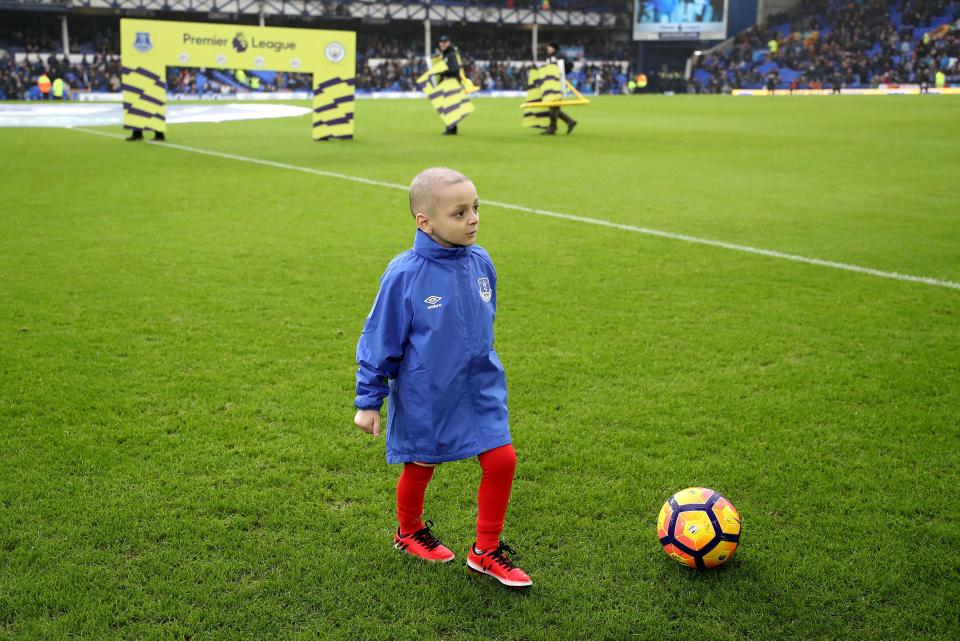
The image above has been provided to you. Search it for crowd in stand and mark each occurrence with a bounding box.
[354,29,630,92]
[161,57,629,95]
[0,51,629,99]
[354,57,627,93]
[691,0,960,92]
[0,13,632,98]
[358,30,631,63]
[165,67,315,94]
[0,53,122,100]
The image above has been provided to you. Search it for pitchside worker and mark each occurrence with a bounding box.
[37,71,51,100]
[52,75,65,101]
[543,42,577,135]
[353,167,532,589]
[437,35,463,135]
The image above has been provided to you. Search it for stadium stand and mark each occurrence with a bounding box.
[0,2,634,99]
[5,0,955,99]
[691,0,960,92]
[164,66,313,95]
[1,54,121,100]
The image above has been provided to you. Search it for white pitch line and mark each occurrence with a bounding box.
[70,126,960,291]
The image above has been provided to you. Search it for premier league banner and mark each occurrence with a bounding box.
[633,0,728,41]
[120,19,356,140]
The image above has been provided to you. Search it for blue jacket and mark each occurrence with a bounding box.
[355,230,511,464]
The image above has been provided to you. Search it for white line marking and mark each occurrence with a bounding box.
[70,126,960,291]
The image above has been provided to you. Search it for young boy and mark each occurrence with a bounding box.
[353,167,532,589]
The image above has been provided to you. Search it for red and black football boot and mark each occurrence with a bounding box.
[393,520,456,563]
[466,541,532,589]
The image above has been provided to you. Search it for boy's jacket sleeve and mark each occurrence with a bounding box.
[355,267,411,410]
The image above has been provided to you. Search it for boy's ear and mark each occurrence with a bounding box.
[415,212,432,233]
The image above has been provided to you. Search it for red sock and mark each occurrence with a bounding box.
[476,444,517,551]
[396,463,435,536]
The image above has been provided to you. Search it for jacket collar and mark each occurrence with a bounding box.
[413,229,469,261]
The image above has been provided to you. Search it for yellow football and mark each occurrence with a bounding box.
[657,487,742,569]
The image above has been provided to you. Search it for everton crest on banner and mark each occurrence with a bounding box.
[133,32,153,53]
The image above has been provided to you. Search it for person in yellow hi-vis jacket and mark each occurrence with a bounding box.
[37,72,51,100]
[52,76,65,100]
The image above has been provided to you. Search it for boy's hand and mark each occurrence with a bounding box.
[354,409,382,436]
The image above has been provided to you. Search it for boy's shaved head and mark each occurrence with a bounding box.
[409,167,471,218]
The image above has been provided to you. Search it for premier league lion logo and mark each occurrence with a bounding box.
[232,33,248,53]
[133,32,153,53]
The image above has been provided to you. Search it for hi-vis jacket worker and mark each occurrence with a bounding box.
[37,73,51,100]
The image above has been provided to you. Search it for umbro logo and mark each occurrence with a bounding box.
[424,295,443,310]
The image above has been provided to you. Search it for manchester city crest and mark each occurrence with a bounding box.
[477,276,492,303]
[325,41,346,63]
[133,32,153,53]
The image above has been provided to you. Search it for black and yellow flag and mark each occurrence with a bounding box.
[522,63,563,129]
[415,54,475,128]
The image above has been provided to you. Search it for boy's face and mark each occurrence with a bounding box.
[416,180,479,248]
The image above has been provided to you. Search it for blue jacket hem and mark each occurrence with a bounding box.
[386,436,513,464]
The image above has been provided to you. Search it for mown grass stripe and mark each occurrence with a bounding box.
[69,126,960,291]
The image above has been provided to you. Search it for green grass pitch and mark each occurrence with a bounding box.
[1,95,959,640]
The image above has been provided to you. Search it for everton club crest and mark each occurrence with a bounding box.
[133,32,153,53]
[477,276,492,303]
